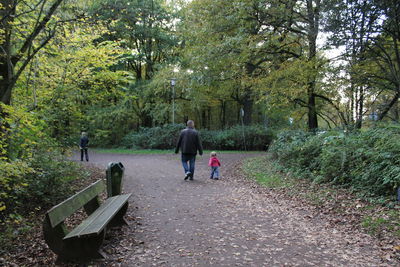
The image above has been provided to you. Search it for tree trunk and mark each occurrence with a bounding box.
[220,100,226,129]
[0,0,16,105]
[141,113,153,127]
[243,62,256,126]
[0,68,13,105]
[355,86,364,129]
[378,90,400,121]
[306,0,320,131]
[307,90,318,130]
[201,109,207,129]
[243,96,253,126]
[393,99,399,122]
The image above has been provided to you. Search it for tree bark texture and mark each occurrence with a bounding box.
[306,0,320,131]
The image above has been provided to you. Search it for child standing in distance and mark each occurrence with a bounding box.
[209,151,221,180]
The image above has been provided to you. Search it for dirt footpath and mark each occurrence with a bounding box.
[80,152,390,266]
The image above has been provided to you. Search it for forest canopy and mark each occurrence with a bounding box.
[1,0,399,142]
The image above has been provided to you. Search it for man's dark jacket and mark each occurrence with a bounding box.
[175,127,203,155]
[80,136,89,148]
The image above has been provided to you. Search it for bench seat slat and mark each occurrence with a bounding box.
[63,193,131,240]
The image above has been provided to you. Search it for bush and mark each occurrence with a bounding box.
[121,124,274,150]
[0,104,88,223]
[121,124,184,149]
[200,125,274,150]
[0,149,88,223]
[269,125,400,197]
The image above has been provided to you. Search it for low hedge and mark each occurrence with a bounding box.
[121,124,274,151]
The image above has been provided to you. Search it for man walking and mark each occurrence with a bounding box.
[175,120,203,180]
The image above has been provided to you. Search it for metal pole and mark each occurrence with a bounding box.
[240,108,247,151]
[171,78,176,124]
[172,84,175,124]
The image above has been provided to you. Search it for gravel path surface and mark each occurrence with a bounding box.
[75,152,390,266]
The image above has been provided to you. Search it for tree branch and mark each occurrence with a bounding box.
[17,0,64,63]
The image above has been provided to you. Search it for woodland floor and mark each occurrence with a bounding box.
[3,152,400,266]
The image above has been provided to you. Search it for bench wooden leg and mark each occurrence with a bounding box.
[44,215,106,262]
[109,202,129,227]
[58,230,106,262]
[43,216,68,257]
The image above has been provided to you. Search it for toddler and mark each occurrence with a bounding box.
[208,151,221,180]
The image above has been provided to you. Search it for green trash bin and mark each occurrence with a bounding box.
[106,162,125,197]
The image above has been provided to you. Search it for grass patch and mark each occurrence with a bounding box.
[93,148,173,154]
[242,156,291,188]
[93,148,263,155]
[361,210,400,237]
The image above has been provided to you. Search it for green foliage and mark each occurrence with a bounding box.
[121,124,274,150]
[269,124,400,197]
[0,105,87,223]
[20,150,87,208]
[200,125,274,151]
[0,104,49,161]
[268,130,315,174]
[0,160,34,214]
[0,151,85,220]
[13,25,132,148]
[122,124,185,149]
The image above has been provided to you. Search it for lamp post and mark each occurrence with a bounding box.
[240,108,247,151]
[171,78,176,124]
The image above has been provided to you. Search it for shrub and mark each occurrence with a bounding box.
[348,126,400,195]
[269,125,400,197]
[0,104,88,223]
[200,125,274,150]
[21,150,88,208]
[0,149,88,223]
[121,124,184,149]
[0,160,34,219]
[121,124,274,150]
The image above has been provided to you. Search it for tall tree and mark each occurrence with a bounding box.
[325,0,380,128]
[372,0,400,120]
[181,0,282,125]
[93,0,177,127]
[326,0,400,123]
[268,0,325,130]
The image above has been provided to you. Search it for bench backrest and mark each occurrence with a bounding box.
[45,180,106,228]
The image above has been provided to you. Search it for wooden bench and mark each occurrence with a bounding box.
[43,180,131,262]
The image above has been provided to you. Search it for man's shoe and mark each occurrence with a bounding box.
[184,172,191,180]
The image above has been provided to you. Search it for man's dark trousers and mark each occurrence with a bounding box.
[181,153,196,178]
